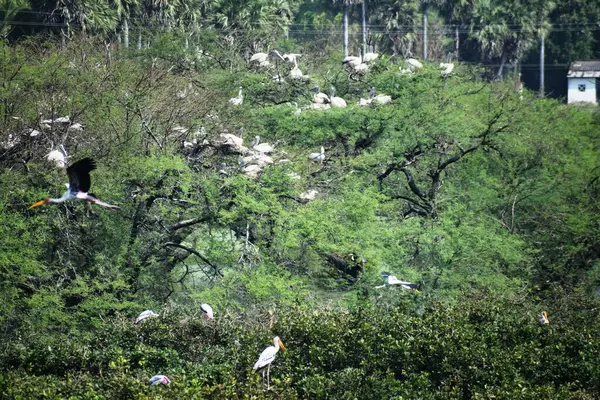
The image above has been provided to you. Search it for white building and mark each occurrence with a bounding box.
[567,61,599,105]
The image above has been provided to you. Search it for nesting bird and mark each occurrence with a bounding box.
[329,87,347,108]
[228,87,243,106]
[201,303,214,319]
[135,310,159,324]
[539,311,550,325]
[149,375,171,386]
[309,146,325,162]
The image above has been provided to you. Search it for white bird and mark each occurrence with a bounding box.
[310,85,330,104]
[201,303,214,319]
[299,189,319,202]
[135,310,159,324]
[47,149,67,168]
[68,122,84,132]
[253,336,286,390]
[372,94,392,105]
[342,55,362,67]
[406,58,423,70]
[309,146,325,162]
[29,158,120,210]
[358,97,372,107]
[329,87,347,108]
[221,133,244,149]
[353,63,369,74]
[228,87,243,106]
[250,52,269,64]
[289,59,304,80]
[253,137,274,153]
[539,311,550,325]
[42,115,70,124]
[362,52,379,63]
[282,53,302,64]
[243,164,262,178]
[376,273,419,290]
[439,62,454,77]
[310,103,331,110]
[149,375,171,385]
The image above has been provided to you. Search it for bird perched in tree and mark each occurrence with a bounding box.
[253,336,286,390]
[539,311,550,325]
[329,87,347,108]
[201,303,214,319]
[149,375,171,385]
[135,310,159,324]
[29,158,120,210]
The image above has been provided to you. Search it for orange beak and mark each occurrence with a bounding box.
[278,338,286,351]
[29,199,49,209]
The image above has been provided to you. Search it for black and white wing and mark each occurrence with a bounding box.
[66,158,96,193]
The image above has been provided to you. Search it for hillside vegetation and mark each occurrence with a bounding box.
[0,27,599,399]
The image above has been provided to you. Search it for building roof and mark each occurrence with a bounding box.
[567,61,600,78]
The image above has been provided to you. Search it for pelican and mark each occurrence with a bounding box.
[353,63,369,74]
[299,189,319,202]
[135,310,159,324]
[539,311,550,325]
[149,375,171,385]
[228,87,243,106]
[309,146,325,162]
[201,303,214,319]
[253,336,286,390]
[329,87,347,108]
[29,158,120,210]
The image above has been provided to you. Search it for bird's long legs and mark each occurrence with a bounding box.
[267,364,271,390]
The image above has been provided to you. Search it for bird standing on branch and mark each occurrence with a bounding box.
[253,336,286,390]
[29,158,120,210]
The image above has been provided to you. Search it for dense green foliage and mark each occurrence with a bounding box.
[0,3,599,395]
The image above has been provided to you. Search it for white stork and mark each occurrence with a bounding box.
[201,303,214,319]
[29,158,120,210]
[135,310,159,324]
[253,336,286,390]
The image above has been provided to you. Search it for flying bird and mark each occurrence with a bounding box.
[29,158,120,210]
[201,303,214,319]
[135,310,159,324]
[253,336,286,390]
[149,375,171,385]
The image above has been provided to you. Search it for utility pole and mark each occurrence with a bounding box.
[422,7,428,60]
[539,21,545,98]
[343,4,349,57]
[361,1,367,56]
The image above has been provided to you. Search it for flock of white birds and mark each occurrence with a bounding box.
[136,304,286,390]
